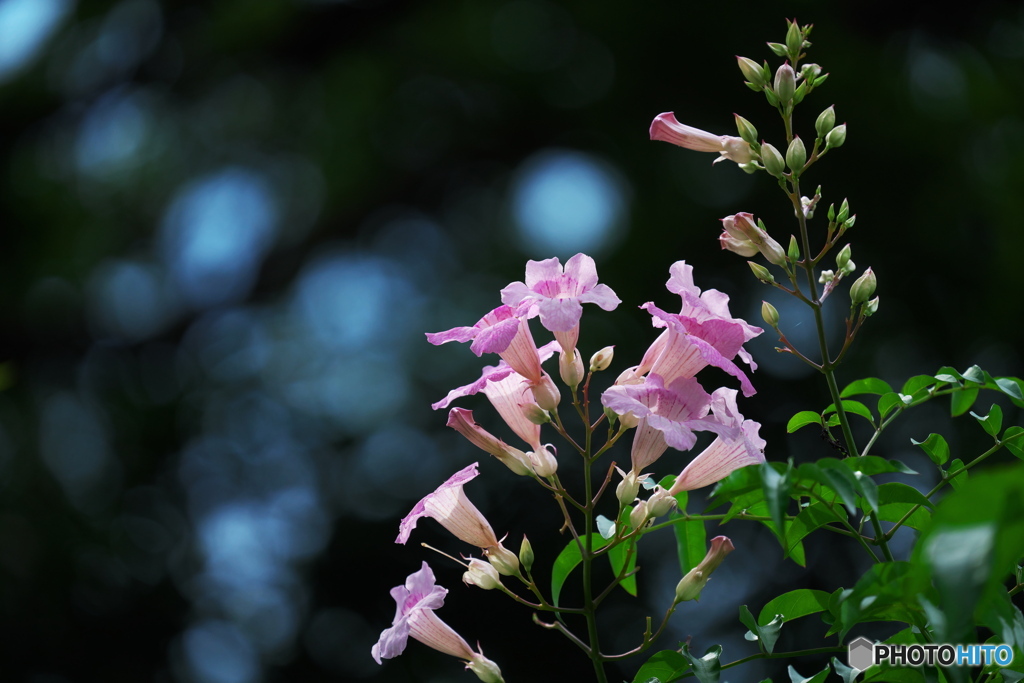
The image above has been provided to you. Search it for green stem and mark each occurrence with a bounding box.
[677,646,846,679]
[582,452,608,683]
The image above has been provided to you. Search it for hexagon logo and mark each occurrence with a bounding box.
[847,636,875,671]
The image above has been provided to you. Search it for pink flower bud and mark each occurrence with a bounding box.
[559,348,585,389]
[673,536,735,602]
[463,558,502,590]
[530,373,561,412]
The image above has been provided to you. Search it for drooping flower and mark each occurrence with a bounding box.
[601,374,738,474]
[397,463,499,549]
[373,562,505,682]
[674,536,735,602]
[446,408,533,476]
[668,388,766,494]
[427,305,544,384]
[500,253,621,354]
[650,112,753,165]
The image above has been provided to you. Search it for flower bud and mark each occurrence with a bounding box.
[785,21,802,55]
[815,105,836,137]
[827,123,847,148]
[646,486,678,519]
[761,301,779,328]
[521,403,550,425]
[519,535,534,572]
[734,114,758,144]
[558,349,585,390]
[786,136,806,173]
[836,198,850,224]
[760,141,785,177]
[467,653,505,683]
[865,296,880,316]
[629,500,648,529]
[464,558,502,590]
[616,469,641,506]
[485,544,521,576]
[736,56,766,88]
[748,261,774,284]
[835,244,852,271]
[527,444,558,478]
[674,536,735,603]
[818,269,834,284]
[849,267,876,305]
[530,374,561,412]
[800,63,821,81]
[618,410,639,430]
[589,346,614,372]
[787,235,801,261]
[840,259,856,276]
[774,63,796,105]
[720,231,758,257]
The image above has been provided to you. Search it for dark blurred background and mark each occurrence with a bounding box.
[2,1,1023,682]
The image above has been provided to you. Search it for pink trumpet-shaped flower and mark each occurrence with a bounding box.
[446,408,533,476]
[427,305,544,383]
[397,463,499,549]
[650,112,753,164]
[501,253,621,353]
[668,388,766,493]
[601,374,737,474]
[372,562,505,682]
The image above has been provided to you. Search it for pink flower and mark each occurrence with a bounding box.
[720,213,786,265]
[427,305,544,384]
[501,253,620,353]
[668,388,766,493]
[650,112,753,164]
[373,562,505,682]
[446,408,533,476]
[601,374,737,474]
[397,463,500,549]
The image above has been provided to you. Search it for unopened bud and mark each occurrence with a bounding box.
[736,56,766,88]
[840,259,856,276]
[774,63,796,105]
[760,142,785,177]
[836,198,850,224]
[865,296,880,316]
[629,500,649,529]
[521,403,550,425]
[844,215,857,230]
[761,301,779,328]
[785,21,803,55]
[748,261,775,283]
[786,136,806,173]
[827,123,847,148]
[485,544,520,577]
[819,269,834,284]
[618,410,639,430]
[646,487,677,519]
[849,267,876,304]
[616,470,641,506]
[787,235,800,261]
[527,444,558,478]
[815,105,836,137]
[734,114,758,144]
[800,63,821,81]
[673,536,735,603]
[464,558,502,590]
[519,536,534,572]
[590,346,614,372]
[835,244,852,271]
[530,374,561,412]
[558,349,585,390]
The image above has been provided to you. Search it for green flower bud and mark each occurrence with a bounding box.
[736,56,766,89]
[646,487,677,519]
[787,235,801,261]
[761,301,779,328]
[774,63,796,105]
[519,535,534,572]
[785,21,803,56]
[844,215,857,230]
[827,123,847,148]
[767,42,788,58]
[815,105,836,137]
[827,203,836,222]
[800,63,821,81]
[616,469,641,506]
[864,296,880,317]
[819,269,834,284]
[786,136,806,173]
[835,244,852,271]
[837,198,850,224]
[734,114,758,144]
[760,141,785,177]
[748,261,774,283]
[674,536,735,603]
[849,267,876,305]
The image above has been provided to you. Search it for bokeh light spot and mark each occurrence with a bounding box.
[0,0,72,82]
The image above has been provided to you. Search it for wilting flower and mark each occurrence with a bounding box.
[668,388,766,494]
[427,305,544,384]
[650,112,753,164]
[501,253,621,354]
[602,374,737,474]
[674,536,735,602]
[373,562,505,682]
[720,213,786,266]
[397,463,499,549]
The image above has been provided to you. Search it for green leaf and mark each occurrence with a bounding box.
[1003,426,1024,460]
[760,462,792,543]
[843,455,917,475]
[815,460,862,514]
[828,562,918,640]
[831,657,858,683]
[934,366,963,383]
[631,650,689,683]
[951,387,979,416]
[877,392,902,420]
[671,506,707,578]
[786,502,847,552]
[758,588,830,626]
[787,410,822,433]
[901,374,936,396]
[823,399,874,424]
[739,605,783,654]
[608,537,638,596]
[962,364,986,384]
[841,377,893,397]
[946,458,968,491]
[996,377,1024,400]
[971,404,1003,437]
[681,643,722,683]
[911,432,949,466]
[875,482,934,531]
[788,663,831,683]
[551,533,608,606]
